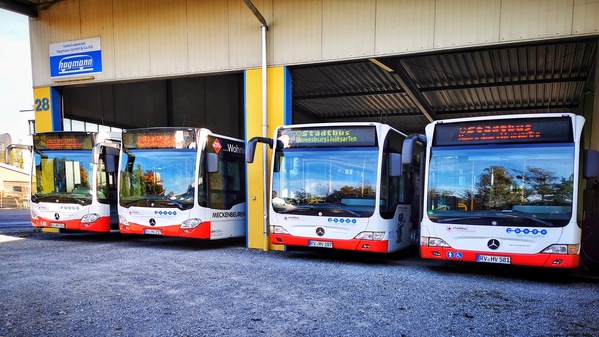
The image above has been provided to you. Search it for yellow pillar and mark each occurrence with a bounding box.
[245,66,290,251]
[33,87,61,132]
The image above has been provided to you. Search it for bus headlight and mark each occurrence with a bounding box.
[354,231,385,241]
[270,225,289,234]
[31,209,39,220]
[421,236,450,247]
[119,215,128,226]
[181,218,202,229]
[542,244,579,255]
[81,213,101,223]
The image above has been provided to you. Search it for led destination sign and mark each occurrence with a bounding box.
[123,129,196,149]
[34,133,94,150]
[433,117,574,146]
[278,126,377,148]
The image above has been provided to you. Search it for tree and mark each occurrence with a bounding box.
[141,170,165,196]
[475,166,520,210]
[525,167,555,203]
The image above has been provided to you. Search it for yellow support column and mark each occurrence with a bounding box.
[33,87,62,132]
[245,66,290,251]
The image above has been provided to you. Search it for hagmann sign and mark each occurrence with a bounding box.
[49,37,102,79]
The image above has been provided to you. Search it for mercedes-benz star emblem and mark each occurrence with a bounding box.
[54,213,60,220]
[316,227,325,236]
[149,218,156,226]
[487,239,500,250]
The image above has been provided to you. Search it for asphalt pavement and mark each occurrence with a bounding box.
[1,208,599,336]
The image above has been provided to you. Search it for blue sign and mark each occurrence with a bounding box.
[49,37,102,79]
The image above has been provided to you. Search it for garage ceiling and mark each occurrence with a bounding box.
[292,38,597,134]
[0,0,61,17]
[2,2,597,135]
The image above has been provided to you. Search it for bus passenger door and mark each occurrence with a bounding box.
[100,146,120,228]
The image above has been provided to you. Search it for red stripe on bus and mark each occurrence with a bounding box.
[420,246,579,268]
[120,221,211,239]
[271,233,389,253]
[79,216,111,232]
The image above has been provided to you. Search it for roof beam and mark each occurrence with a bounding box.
[419,76,589,92]
[435,103,579,115]
[370,58,439,122]
[0,0,38,18]
[294,88,405,101]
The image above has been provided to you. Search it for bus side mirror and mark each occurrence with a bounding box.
[401,134,426,165]
[93,142,120,165]
[245,137,276,163]
[584,149,599,178]
[206,153,219,173]
[5,144,32,165]
[105,155,118,173]
[273,151,283,173]
[389,153,402,177]
[103,146,120,173]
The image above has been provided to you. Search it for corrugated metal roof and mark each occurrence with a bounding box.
[292,39,597,134]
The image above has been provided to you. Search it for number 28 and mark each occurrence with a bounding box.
[35,98,50,111]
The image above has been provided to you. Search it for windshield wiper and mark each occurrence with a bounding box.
[279,205,312,214]
[123,197,150,206]
[279,203,362,217]
[500,210,553,227]
[436,211,553,226]
[329,204,361,217]
[66,195,88,204]
[437,216,482,223]
[158,195,185,208]
[31,194,56,203]
[123,195,190,209]
[31,194,88,204]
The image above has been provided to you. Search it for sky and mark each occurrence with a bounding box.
[0,9,34,145]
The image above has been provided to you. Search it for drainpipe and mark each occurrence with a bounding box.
[243,0,270,251]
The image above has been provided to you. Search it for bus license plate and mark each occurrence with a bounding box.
[476,254,511,264]
[144,229,162,235]
[308,241,333,248]
[50,223,65,229]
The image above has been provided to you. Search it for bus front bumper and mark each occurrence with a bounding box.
[420,246,579,269]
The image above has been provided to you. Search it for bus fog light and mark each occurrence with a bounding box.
[569,244,580,254]
[270,225,289,234]
[81,213,100,223]
[181,218,202,229]
[542,244,578,255]
[119,215,128,226]
[354,231,385,241]
[422,236,450,247]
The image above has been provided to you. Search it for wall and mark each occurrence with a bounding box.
[29,0,599,88]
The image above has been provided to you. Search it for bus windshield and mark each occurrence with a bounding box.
[119,148,196,210]
[272,147,378,217]
[31,150,93,205]
[427,143,575,227]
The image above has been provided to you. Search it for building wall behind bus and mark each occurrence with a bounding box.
[29,0,599,88]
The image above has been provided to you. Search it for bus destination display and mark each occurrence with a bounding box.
[123,129,196,149]
[278,126,377,148]
[34,133,94,150]
[433,117,573,146]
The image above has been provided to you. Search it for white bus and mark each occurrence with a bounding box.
[247,122,423,253]
[30,131,121,232]
[420,113,599,268]
[118,128,246,240]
